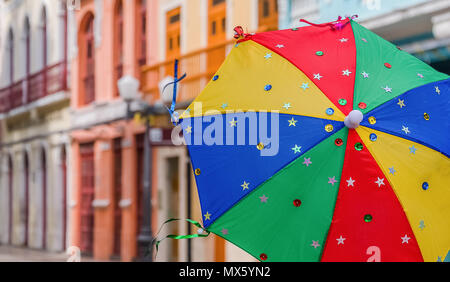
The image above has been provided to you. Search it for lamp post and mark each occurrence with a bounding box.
[118,75,155,262]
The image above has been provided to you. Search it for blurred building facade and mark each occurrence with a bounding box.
[279,0,450,74]
[68,0,280,262]
[0,0,70,252]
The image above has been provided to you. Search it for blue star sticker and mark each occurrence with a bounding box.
[221,103,228,109]
[389,167,396,175]
[409,145,417,154]
[301,83,309,90]
[419,220,425,230]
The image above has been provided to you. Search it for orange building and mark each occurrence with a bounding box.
[70,0,278,262]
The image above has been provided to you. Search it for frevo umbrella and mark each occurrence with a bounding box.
[178,17,449,262]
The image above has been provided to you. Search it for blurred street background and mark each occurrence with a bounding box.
[0,0,449,262]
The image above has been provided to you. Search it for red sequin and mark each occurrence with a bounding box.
[358,102,367,109]
[384,62,392,69]
[260,253,268,261]
[335,138,343,147]
[293,199,302,207]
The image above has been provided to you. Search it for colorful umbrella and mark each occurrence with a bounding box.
[178,17,450,262]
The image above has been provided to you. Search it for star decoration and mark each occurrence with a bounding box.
[397,99,406,108]
[259,195,269,203]
[241,181,250,190]
[283,103,292,110]
[313,73,323,80]
[328,176,337,186]
[342,69,352,76]
[264,53,272,59]
[288,118,298,127]
[292,145,302,154]
[402,126,410,135]
[339,38,348,42]
[229,119,238,127]
[303,157,312,167]
[419,220,425,230]
[346,177,355,187]
[409,145,417,154]
[336,236,346,245]
[435,86,440,95]
[417,73,424,78]
[204,212,211,221]
[375,177,385,187]
[221,228,229,235]
[383,86,392,93]
[185,126,192,134]
[276,44,285,48]
[401,234,411,244]
[311,240,321,249]
[389,167,396,175]
[361,71,369,78]
[221,103,228,109]
[301,83,309,90]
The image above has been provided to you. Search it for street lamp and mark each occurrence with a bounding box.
[118,75,155,262]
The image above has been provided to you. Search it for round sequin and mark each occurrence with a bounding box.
[424,113,430,121]
[370,133,378,142]
[260,253,268,261]
[355,142,364,151]
[212,75,219,81]
[358,102,367,110]
[316,51,324,56]
[264,84,272,91]
[338,99,347,106]
[293,199,302,207]
[195,168,201,176]
[364,214,373,223]
[368,116,377,125]
[257,143,265,151]
[384,62,392,69]
[325,124,334,133]
[326,108,335,116]
[422,182,429,191]
[335,138,343,147]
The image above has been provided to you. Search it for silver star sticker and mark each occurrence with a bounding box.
[336,236,346,245]
[375,177,385,187]
[401,234,411,244]
[402,126,410,135]
[342,69,351,76]
[313,73,323,80]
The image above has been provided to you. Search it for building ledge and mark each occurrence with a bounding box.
[0,90,70,121]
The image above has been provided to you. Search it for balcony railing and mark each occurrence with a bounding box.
[0,61,68,114]
[140,39,235,103]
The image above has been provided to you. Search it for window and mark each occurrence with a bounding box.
[258,0,278,31]
[80,13,95,105]
[41,7,48,68]
[24,18,31,77]
[8,29,14,83]
[166,7,181,60]
[114,0,124,97]
[137,0,147,66]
